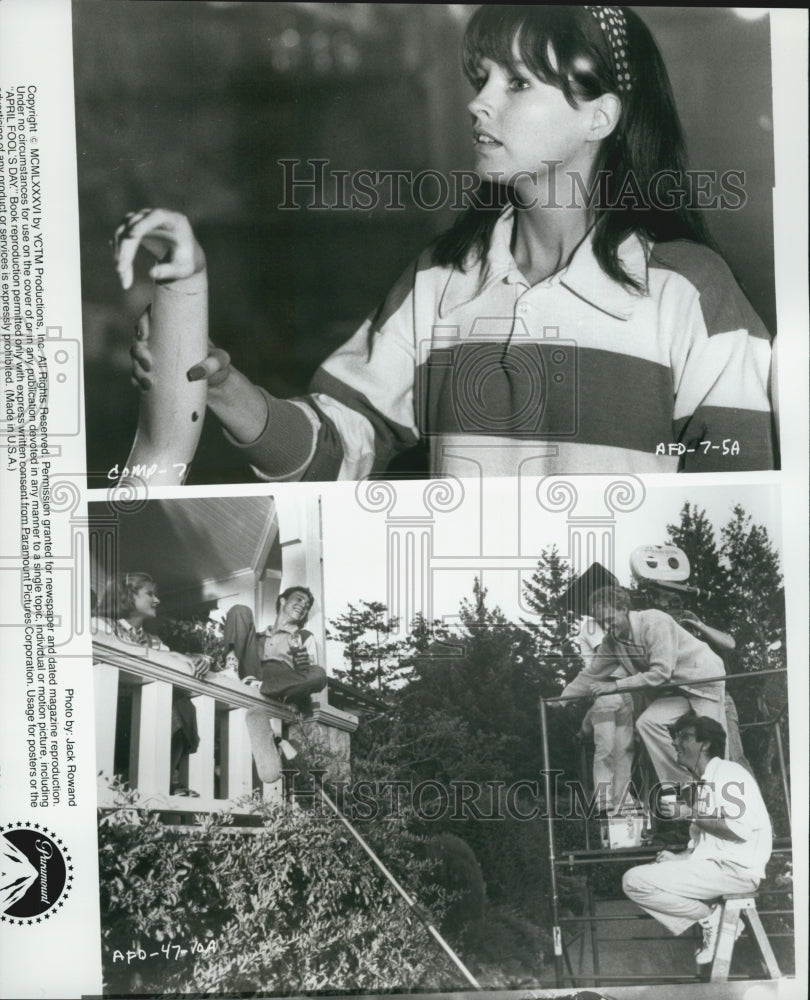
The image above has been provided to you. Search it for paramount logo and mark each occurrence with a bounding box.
[35,838,53,903]
[1,826,70,920]
[1,837,38,910]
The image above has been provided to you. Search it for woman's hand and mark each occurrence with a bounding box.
[129,309,271,445]
[164,651,209,678]
[589,679,618,697]
[189,654,212,679]
[114,208,206,291]
[130,307,232,392]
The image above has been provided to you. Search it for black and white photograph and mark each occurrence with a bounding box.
[74,4,779,488]
[81,479,797,996]
[0,4,807,1000]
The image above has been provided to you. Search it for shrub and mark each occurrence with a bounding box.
[464,903,549,987]
[152,615,226,668]
[97,789,463,995]
[420,832,486,935]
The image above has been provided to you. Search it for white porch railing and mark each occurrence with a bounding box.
[92,624,358,818]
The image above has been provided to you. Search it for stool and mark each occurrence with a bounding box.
[710,893,781,982]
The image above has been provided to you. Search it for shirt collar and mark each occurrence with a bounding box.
[439,205,649,321]
[115,618,152,647]
[700,756,723,782]
[263,621,298,637]
[561,228,648,320]
[438,205,525,317]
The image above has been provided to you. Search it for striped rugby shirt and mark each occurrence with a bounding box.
[231,206,774,479]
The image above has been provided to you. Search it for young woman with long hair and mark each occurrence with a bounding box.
[118,6,774,480]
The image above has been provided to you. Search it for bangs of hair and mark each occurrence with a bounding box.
[110,571,156,618]
[435,7,711,286]
[462,6,610,106]
[124,571,155,592]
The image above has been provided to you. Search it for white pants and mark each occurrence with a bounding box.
[580,692,635,813]
[623,856,758,936]
[636,690,726,784]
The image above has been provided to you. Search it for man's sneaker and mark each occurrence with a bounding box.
[695,904,722,965]
[219,651,241,680]
[170,783,200,797]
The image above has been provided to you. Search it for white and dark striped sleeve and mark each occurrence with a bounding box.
[301,259,423,480]
[652,242,775,472]
[229,260,424,481]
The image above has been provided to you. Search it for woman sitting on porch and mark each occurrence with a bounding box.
[104,571,211,796]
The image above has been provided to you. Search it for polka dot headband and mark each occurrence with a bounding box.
[585,6,632,94]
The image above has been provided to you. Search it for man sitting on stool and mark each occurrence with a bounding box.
[622,714,772,966]
[223,586,327,710]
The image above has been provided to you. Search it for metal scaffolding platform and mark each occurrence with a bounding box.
[538,668,794,990]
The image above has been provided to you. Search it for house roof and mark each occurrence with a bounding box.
[106,496,279,604]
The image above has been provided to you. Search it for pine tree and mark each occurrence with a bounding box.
[394,612,456,686]
[719,505,785,670]
[718,505,789,832]
[667,503,789,832]
[521,545,582,690]
[665,501,730,628]
[326,601,401,692]
[389,580,553,915]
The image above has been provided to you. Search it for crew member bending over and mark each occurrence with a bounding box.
[585,586,726,784]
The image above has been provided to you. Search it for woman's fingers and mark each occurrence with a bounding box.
[191,654,211,678]
[130,320,154,391]
[206,347,232,387]
[187,346,231,386]
[130,369,152,392]
[130,339,152,370]
[135,306,151,342]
